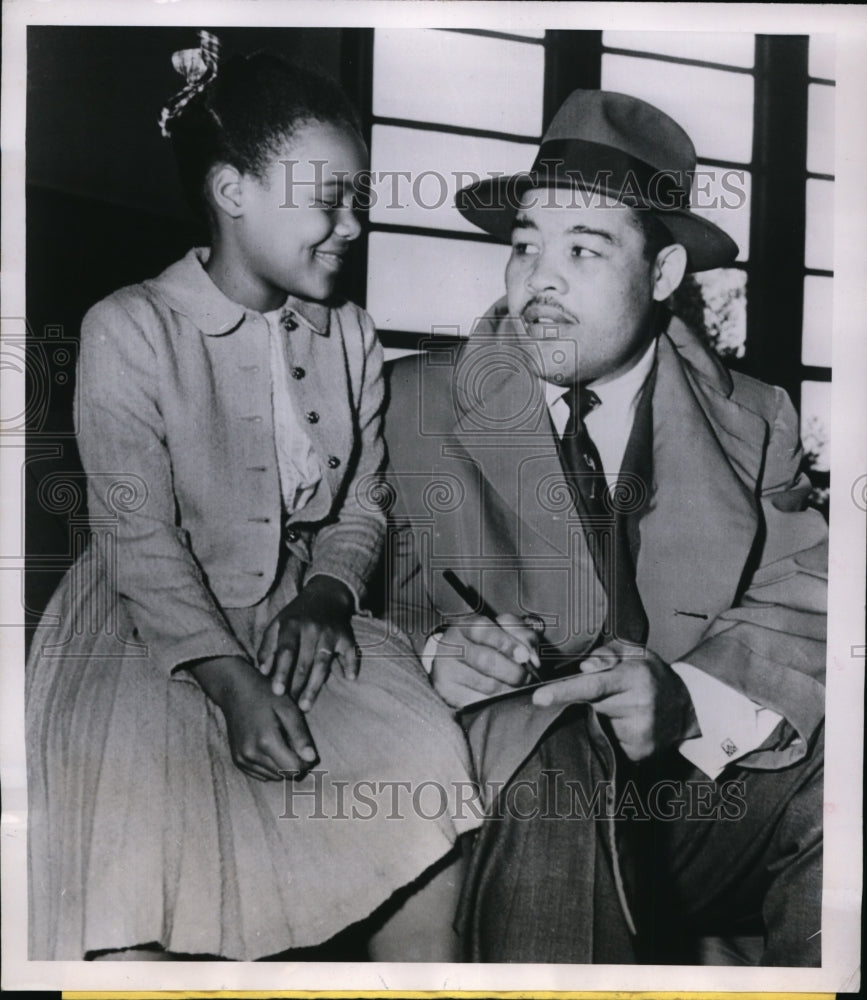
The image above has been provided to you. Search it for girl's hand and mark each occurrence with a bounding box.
[257,575,358,711]
[188,655,318,781]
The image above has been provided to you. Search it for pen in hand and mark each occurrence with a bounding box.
[441,569,542,682]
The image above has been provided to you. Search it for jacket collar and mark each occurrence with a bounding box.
[147,247,331,337]
[661,312,733,396]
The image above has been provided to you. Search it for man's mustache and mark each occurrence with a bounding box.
[520,297,580,325]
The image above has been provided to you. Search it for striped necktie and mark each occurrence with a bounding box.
[558,384,648,647]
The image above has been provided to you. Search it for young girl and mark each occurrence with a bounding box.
[26,33,479,962]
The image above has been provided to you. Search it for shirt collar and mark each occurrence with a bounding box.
[148,247,331,337]
[544,337,657,412]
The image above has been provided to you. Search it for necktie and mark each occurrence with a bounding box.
[557,384,648,646]
[561,385,606,515]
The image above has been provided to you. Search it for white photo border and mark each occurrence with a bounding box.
[2,0,864,992]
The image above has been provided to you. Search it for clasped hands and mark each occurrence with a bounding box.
[432,616,698,761]
[189,575,356,782]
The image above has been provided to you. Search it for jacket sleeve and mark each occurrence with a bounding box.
[306,308,387,609]
[77,294,248,677]
[683,386,827,769]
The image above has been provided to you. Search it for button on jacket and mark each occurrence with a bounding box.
[76,248,386,676]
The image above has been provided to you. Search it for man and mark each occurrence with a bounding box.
[383,90,826,965]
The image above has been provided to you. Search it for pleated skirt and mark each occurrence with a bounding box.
[26,545,480,960]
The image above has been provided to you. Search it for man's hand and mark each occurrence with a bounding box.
[431,613,541,709]
[532,639,700,761]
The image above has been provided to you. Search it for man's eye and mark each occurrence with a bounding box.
[512,242,539,256]
[571,245,598,258]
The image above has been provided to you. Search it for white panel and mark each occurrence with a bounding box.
[601,54,754,164]
[373,29,544,136]
[807,83,835,177]
[603,30,754,68]
[366,232,511,334]
[800,380,831,472]
[805,178,834,271]
[691,165,751,261]
[809,34,836,80]
[369,125,535,233]
[802,275,833,368]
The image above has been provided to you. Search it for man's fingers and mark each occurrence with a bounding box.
[432,656,515,700]
[532,665,626,707]
[495,614,542,668]
[579,651,621,674]
[460,617,528,659]
[470,644,528,686]
[583,639,646,671]
[435,672,513,710]
[438,625,527,686]
[437,682,491,710]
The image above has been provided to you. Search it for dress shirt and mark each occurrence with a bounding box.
[544,338,658,487]
[425,337,783,780]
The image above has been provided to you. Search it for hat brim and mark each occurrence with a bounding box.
[456,175,739,273]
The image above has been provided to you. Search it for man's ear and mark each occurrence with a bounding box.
[652,244,688,302]
[208,163,244,219]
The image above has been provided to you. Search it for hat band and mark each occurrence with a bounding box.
[528,139,692,212]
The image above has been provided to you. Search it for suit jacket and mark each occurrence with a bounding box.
[384,308,827,773]
[76,248,385,676]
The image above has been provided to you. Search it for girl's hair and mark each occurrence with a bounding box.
[164,46,362,218]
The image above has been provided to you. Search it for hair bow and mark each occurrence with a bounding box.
[158,30,221,138]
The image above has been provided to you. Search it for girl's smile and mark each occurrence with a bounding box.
[313,247,348,272]
[208,121,368,312]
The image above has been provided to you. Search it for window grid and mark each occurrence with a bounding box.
[600,38,756,362]
[799,44,834,502]
[367,28,546,343]
[439,28,547,45]
[600,45,756,78]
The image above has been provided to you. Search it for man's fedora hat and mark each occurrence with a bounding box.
[456,89,738,272]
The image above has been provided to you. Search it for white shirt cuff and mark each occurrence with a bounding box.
[421,631,443,675]
[671,661,784,780]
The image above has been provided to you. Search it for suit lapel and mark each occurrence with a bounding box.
[636,327,766,661]
[448,342,607,654]
[619,361,656,565]
[449,349,585,560]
